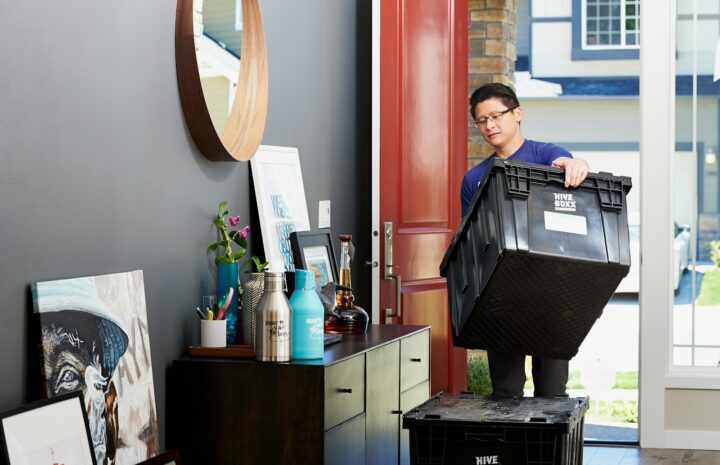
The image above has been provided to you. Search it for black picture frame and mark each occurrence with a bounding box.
[290,229,339,289]
[137,449,183,465]
[0,390,97,465]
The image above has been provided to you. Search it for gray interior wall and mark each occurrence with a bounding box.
[0,0,370,450]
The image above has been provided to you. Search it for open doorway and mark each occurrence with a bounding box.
[466,0,643,443]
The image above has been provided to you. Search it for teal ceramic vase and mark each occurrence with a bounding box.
[217,261,240,343]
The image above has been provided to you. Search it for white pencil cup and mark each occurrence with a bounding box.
[200,319,227,348]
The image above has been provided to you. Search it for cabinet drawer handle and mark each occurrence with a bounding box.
[391,410,403,415]
[337,388,353,394]
[410,358,422,362]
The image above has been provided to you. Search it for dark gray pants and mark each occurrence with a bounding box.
[487,350,569,397]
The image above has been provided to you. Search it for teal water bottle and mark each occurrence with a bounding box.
[290,270,325,359]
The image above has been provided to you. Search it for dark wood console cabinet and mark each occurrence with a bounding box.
[167,325,430,465]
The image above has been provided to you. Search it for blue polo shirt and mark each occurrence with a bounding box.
[460,139,572,216]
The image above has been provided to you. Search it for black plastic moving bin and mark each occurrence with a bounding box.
[440,159,632,359]
[403,392,589,465]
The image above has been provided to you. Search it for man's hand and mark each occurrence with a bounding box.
[551,157,589,188]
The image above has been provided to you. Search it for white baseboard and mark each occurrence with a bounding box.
[664,430,720,450]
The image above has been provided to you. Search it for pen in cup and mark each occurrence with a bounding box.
[216,287,233,321]
[202,295,217,320]
[195,306,206,320]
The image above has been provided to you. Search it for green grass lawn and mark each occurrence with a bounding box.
[698,268,720,306]
[467,351,493,395]
[613,371,638,389]
[588,400,638,424]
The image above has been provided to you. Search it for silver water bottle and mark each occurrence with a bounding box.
[254,272,292,362]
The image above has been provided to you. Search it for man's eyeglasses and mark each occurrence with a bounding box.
[473,107,517,128]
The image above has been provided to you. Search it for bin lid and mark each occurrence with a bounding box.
[440,159,632,277]
[403,392,589,432]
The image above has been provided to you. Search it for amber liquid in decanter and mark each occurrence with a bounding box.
[325,235,369,334]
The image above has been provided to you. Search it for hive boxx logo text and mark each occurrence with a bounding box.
[554,192,576,212]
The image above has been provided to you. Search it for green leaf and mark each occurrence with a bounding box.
[232,235,248,248]
[208,243,219,252]
[217,201,228,217]
[215,256,233,265]
[232,250,246,261]
[252,256,269,272]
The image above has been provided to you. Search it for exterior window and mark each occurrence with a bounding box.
[672,2,720,370]
[584,0,640,48]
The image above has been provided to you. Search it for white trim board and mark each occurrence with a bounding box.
[665,375,720,390]
[639,0,675,449]
[665,431,720,450]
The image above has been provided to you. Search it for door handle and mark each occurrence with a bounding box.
[383,222,402,323]
[384,273,402,323]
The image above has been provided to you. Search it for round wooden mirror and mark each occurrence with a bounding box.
[176,0,268,161]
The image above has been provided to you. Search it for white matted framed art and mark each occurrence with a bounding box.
[0,390,97,465]
[250,145,311,272]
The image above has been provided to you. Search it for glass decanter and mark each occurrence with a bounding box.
[324,235,369,334]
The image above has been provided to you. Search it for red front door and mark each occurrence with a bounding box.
[379,0,468,394]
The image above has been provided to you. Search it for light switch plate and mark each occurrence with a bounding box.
[319,200,331,228]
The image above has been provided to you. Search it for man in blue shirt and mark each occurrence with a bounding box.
[464,83,589,397]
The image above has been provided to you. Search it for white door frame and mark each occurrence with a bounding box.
[371,0,381,323]
[639,0,674,448]
[641,1,720,449]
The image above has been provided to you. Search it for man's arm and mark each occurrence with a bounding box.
[551,157,589,188]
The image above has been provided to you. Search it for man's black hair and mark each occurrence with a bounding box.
[469,83,520,120]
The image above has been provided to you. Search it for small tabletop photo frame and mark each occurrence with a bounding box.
[290,229,338,291]
[0,390,97,465]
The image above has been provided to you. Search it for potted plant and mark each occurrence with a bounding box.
[209,201,267,343]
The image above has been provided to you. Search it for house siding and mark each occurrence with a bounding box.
[531,21,639,77]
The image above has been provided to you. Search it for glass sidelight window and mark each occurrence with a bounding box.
[672,0,720,369]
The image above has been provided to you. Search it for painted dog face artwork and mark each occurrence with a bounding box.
[33,271,158,465]
[41,310,118,464]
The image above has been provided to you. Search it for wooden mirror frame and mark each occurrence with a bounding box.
[175,0,268,161]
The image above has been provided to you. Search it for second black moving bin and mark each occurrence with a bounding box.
[403,392,589,465]
[440,159,632,360]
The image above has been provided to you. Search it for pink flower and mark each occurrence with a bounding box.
[229,215,241,226]
[240,225,250,239]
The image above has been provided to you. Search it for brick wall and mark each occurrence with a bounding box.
[468,0,517,168]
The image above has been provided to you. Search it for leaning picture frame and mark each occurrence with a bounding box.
[137,449,183,465]
[0,390,97,465]
[250,145,311,272]
[290,229,338,291]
